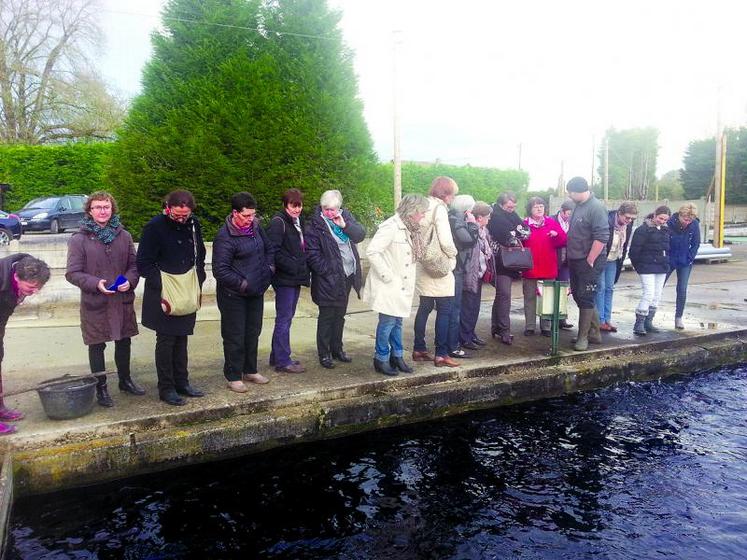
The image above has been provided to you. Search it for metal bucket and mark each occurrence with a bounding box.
[36,376,97,420]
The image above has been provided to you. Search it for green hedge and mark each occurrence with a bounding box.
[0,144,114,211]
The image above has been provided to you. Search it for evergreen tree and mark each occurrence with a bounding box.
[107,0,376,238]
[681,128,747,204]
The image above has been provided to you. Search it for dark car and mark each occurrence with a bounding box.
[16,195,88,233]
[0,210,22,245]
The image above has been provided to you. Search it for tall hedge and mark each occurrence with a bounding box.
[0,143,113,210]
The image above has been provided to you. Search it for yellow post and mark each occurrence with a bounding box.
[713,132,727,248]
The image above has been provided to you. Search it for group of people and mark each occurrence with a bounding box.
[0,176,701,434]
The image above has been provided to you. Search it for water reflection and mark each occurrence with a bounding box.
[11,365,747,559]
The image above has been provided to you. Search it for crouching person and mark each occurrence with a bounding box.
[363,194,429,375]
[0,255,50,434]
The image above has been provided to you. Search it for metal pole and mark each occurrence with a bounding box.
[603,137,609,202]
[392,31,402,209]
[714,132,727,248]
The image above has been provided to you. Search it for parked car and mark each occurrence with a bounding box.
[16,195,88,233]
[0,210,22,245]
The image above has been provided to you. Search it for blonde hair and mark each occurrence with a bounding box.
[678,203,698,219]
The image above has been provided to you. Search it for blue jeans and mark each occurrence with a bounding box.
[448,271,464,352]
[374,314,403,361]
[666,265,692,318]
[595,260,619,323]
[414,295,453,357]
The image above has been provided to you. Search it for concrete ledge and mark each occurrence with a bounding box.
[9,330,746,496]
[0,454,13,557]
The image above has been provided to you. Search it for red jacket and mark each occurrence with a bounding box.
[522,217,567,279]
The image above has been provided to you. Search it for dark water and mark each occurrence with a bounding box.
[10,364,747,559]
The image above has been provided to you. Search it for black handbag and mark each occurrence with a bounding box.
[497,240,533,272]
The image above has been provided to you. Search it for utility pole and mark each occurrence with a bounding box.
[590,135,595,189]
[603,137,609,202]
[713,131,726,248]
[392,30,402,208]
[517,142,522,170]
[557,160,565,197]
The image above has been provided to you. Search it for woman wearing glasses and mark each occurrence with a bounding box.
[66,191,144,407]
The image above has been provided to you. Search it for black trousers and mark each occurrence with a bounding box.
[217,289,264,381]
[155,333,189,395]
[88,338,132,380]
[569,256,606,309]
[316,275,353,358]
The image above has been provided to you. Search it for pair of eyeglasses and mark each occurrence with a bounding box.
[91,206,112,211]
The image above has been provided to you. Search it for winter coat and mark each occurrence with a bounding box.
[136,214,207,336]
[487,204,524,278]
[668,213,700,269]
[463,228,492,294]
[0,253,32,364]
[212,216,275,297]
[522,216,567,280]
[449,209,479,274]
[415,197,457,297]
[362,214,417,318]
[606,210,635,283]
[629,218,670,275]
[305,206,365,307]
[265,210,310,288]
[65,225,139,345]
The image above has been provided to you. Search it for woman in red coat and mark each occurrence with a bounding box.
[522,197,567,336]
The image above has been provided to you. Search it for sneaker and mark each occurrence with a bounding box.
[242,373,270,385]
[0,406,24,421]
[227,380,248,393]
[0,422,17,435]
[675,317,685,330]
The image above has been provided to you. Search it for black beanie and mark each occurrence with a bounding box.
[566,176,589,193]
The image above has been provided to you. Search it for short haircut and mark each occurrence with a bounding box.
[617,201,638,216]
[496,191,517,206]
[84,191,118,215]
[472,201,492,218]
[166,190,196,209]
[428,176,459,200]
[396,194,429,220]
[654,205,672,216]
[231,191,257,212]
[678,202,698,219]
[320,189,343,209]
[566,176,589,192]
[560,200,575,212]
[282,188,304,207]
[15,256,50,286]
[526,196,547,215]
[451,194,475,214]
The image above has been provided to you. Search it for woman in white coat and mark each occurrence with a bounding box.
[363,194,429,375]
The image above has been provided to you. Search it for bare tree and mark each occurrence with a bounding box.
[0,0,123,143]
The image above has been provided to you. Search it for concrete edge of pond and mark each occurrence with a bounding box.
[7,329,747,497]
[0,454,13,558]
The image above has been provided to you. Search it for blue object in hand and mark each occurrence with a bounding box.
[106,275,128,291]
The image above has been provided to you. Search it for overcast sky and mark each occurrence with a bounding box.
[98,0,747,190]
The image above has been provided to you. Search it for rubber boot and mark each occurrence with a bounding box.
[633,312,647,336]
[588,309,602,344]
[644,306,660,333]
[373,358,398,376]
[96,374,114,407]
[573,308,594,351]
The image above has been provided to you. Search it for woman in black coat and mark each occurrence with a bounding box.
[487,192,529,345]
[305,189,365,369]
[137,190,207,406]
[213,191,275,393]
[266,188,309,374]
[628,205,671,336]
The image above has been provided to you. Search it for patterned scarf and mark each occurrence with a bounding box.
[323,214,349,242]
[402,216,425,262]
[82,214,121,244]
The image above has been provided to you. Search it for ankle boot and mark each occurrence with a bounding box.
[573,308,593,351]
[373,358,398,376]
[118,374,146,396]
[559,318,574,330]
[96,374,114,407]
[389,356,413,373]
[633,312,647,336]
[644,306,660,333]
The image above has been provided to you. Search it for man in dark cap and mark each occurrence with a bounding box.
[565,177,609,351]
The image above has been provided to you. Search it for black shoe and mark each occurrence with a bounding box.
[175,384,205,398]
[472,336,487,346]
[95,375,114,407]
[541,329,552,337]
[449,349,471,359]
[389,356,413,373]
[461,341,479,351]
[160,390,186,406]
[118,377,146,396]
[320,355,336,369]
[374,358,398,376]
[331,351,352,363]
[559,320,574,330]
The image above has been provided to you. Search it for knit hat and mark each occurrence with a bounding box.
[566,176,589,193]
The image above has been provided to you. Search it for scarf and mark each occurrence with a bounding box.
[527,215,545,228]
[402,216,425,262]
[82,214,121,244]
[323,214,349,242]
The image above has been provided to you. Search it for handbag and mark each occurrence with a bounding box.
[497,240,533,272]
[160,224,201,316]
[420,206,452,278]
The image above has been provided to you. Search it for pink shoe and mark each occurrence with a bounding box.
[0,422,17,435]
[0,407,24,421]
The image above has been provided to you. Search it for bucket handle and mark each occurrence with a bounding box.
[0,370,116,398]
